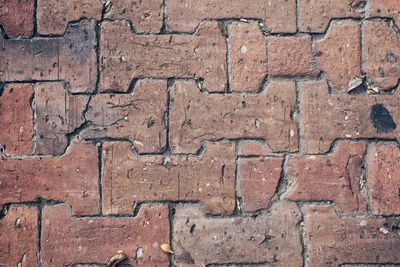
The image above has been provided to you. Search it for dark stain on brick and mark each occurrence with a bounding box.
[370,103,397,133]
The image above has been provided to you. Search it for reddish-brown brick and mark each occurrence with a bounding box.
[283,142,368,214]
[314,21,361,91]
[0,20,97,93]
[173,201,302,266]
[102,142,235,215]
[100,21,227,92]
[41,204,169,266]
[35,82,89,155]
[299,79,400,153]
[0,140,99,215]
[238,140,271,157]
[299,0,364,32]
[228,22,267,92]
[238,157,283,212]
[0,205,38,266]
[80,79,167,154]
[303,205,400,266]
[267,36,318,77]
[170,80,298,153]
[0,84,33,155]
[166,0,296,33]
[369,0,400,26]
[0,0,34,37]
[367,143,400,215]
[363,20,400,90]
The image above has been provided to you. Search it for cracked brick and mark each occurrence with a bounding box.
[0,205,38,267]
[0,0,34,37]
[80,79,167,154]
[100,21,227,92]
[283,142,368,214]
[0,140,99,215]
[0,84,33,155]
[299,79,400,153]
[173,201,302,267]
[102,142,235,215]
[0,20,97,93]
[41,204,169,266]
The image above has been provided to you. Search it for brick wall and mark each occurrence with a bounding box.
[0,0,399,266]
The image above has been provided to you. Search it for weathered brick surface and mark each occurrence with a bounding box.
[283,142,368,214]
[0,0,34,37]
[0,20,97,93]
[0,205,38,267]
[166,0,296,33]
[100,21,227,92]
[267,36,318,77]
[0,141,99,215]
[238,157,283,212]
[314,21,361,91]
[369,0,400,26]
[303,205,400,266]
[80,79,167,154]
[300,79,400,153]
[41,204,169,266]
[170,80,298,153]
[0,84,33,155]
[228,22,267,92]
[363,20,400,90]
[102,142,235,215]
[367,143,400,215]
[238,140,271,157]
[173,201,302,266]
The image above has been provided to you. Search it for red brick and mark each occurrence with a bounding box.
[166,0,296,33]
[238,140,271,157]
[363,20,400,90]
[228,22,267,92]
[102,142,235,215]
[35,82,89,155]
[170,80,298,153]
[283,142,368,214]
[41,204,169,266]
[299,79,400,153]
[0,20,97,93]
[173,201,302,266]
[0,140,99,215]
[0,84,33,155]
[0,205,38,266]
[314,21,361,92]
[238,157,283,212]
[267,36,318,77]
[299,0,364,32]
[367,143,400,215]
[369,0,400,26]
[303,205,400,266]
[0,0,34,37]
[100,21,227,92]
[80,79,167,154]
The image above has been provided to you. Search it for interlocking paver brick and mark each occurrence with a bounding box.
[369,0,400,26]
[0,0,34,37]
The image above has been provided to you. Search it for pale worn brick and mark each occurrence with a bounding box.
[367,143,400,215]
[228,22,267,92]
[363,20,400,90]
[238,157,283,212]
[299,79,399,153]
[170,80,298,153]
[0,140,99,215]
[314,21,361,91]
[102,142,235,215]
[369,0,400,26]
[238,140,271,157]
[267,36,318,77]
[303,205,400,266]
[0,84,33,155]
[0,20,97,93]
[0,0,34,37]
[283,142,368,214]
[166,0,296,33]
[100,21,227,92]
[41,204,169,266]
[173,201,302,266]
[35,82,89,155]
[0,206,38,267]
[80,79,167,154]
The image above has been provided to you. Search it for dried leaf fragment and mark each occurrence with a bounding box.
[367,84,381,94]
[379,227,389,235]
[104,0,113,14]
[161,243,174,254]
[107,251,126,267]
[347,75,364,93]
